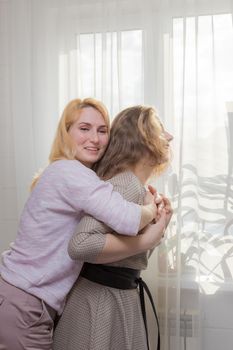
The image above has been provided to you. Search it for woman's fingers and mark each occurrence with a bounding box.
[147,188,173,227]
[155,209,166,232]
[143,190,154,205]
[147,185,156,195]
[148,185,162,204]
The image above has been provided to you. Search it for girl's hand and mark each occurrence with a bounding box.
[141,209,167,248]
[161,196,173,227]
[147,185,163,206]
[147,185,173,226]
[146,185,164,220]
[143,190,158,221]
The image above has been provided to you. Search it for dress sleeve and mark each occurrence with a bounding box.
[59,160,141,236]
[68,172,143,262]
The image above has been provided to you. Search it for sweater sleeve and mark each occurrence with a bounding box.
[68,172,144,262]
[56,160,141,236]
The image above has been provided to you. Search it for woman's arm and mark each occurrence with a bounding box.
[139,203,157,230]
[68,209,169,263]
[95,197,173,264]
[59,160,157,236]
[68,172,143,262]
[95,210,168,263]
[68,172,169,263]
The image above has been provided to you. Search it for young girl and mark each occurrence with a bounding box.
[0,99,162,350]
[53,105,173,350]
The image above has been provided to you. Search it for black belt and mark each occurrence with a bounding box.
[80,263,160,350]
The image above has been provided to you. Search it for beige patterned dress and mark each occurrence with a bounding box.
[53,171,154,350]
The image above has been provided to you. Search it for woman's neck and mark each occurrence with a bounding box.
[130,160,153,185]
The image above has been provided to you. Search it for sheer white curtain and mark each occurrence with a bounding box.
[144,2,233,350]
[3,0,233,349]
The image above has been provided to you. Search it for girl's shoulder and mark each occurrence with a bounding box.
[107,171,144,195]
[108,171,140,187]
[107,171,145,203]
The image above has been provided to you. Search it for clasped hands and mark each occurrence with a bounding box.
[143,185,173,246]
[148,185,173,225]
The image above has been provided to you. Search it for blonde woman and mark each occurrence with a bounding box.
[53,105,173,350]
[0,99,162,350]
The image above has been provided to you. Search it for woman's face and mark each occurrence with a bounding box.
[159,128,173,163]
[68,107,109,167]
[163,130,173,142]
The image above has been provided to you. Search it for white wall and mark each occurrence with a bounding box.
[201,289,233,350]
[0,0,18,253]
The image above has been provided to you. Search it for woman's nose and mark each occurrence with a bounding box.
[90,130,99,143]
[164,131,173,142]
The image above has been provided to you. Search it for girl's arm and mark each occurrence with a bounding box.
[96,197,173,264]
[69,210,168,264]
[68,172,169,263]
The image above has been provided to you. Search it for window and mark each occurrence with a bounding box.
[59,30,143,117]
[171,13,233,291]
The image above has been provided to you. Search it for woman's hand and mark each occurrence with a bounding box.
[95,208,169,264]
[147,185,173,225]
[143,186,164,221]
[141,209,167,249]
[146,185,163,206]
[161,196,173,227]
[140,187,162,229]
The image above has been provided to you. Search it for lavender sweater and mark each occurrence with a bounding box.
[0,160,141,314]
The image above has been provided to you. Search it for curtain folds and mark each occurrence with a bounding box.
[2,0,233,349]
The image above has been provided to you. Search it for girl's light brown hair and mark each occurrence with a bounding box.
[95,105,170,180]
[31,98,110,189]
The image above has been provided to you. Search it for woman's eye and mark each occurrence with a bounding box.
[80,127,89,131]
[98,128,108,134]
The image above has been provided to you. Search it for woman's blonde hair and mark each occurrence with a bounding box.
[31,98,110,189]
[95,105,170,179]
